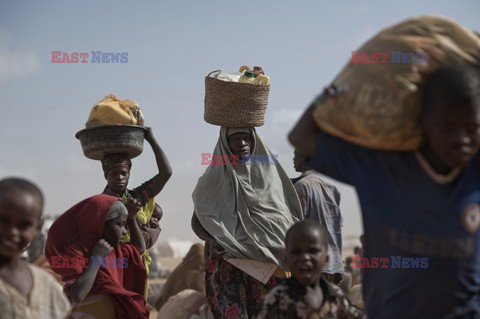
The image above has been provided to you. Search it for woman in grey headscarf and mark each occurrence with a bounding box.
[192,127,303,318]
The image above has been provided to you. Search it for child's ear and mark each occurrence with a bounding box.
[325,254,329,263]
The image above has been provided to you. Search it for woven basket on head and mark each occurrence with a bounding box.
[204,70,270,127]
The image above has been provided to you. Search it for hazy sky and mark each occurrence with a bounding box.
[1,0,479,242]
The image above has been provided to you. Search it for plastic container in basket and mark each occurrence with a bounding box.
[204,70,270,127]
[75,124,147,160]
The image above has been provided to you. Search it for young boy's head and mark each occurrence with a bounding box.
[0,177,44,260]
[285,220,329,286]
[293,148,312,173]
[422,64,480,172]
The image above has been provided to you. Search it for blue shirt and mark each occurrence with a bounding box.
[294,170,344,274]
[307,131,480,319]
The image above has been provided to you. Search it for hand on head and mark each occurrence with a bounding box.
[144,127,155,143]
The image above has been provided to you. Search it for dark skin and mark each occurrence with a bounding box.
[103,127,171,243]
[124,198,147,252]
[191,213,223,265]
[289,98,480,175]
[288,102,320,158]
[148,203,163,229]
[285,226,329,287]
[293,148,306,173]
[0,190,43,298]
[292,149,344,284]
[284,224,331,311]
[227,133,252,157]
[67,238,114,303]
[420,98,480,174]
[68,203,145,303]
[142,203,163,249]
[103,127,172,198]
[191,131,253,262]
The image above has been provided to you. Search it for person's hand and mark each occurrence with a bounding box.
[125,196,142,220]
[92,239,114,258]
[144,127,155,143]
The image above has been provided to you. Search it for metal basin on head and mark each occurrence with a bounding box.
[76,124,147,160]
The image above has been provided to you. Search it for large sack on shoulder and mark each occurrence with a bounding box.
[313,16,480,151]
[86,94,145,128]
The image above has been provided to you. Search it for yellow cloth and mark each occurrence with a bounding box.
[86,94,145,128]
[121,194,155,297]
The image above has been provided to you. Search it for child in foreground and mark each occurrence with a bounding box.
[289,64,480,318]
[0,177,71,319]
[255,220,365,319]
[46,194,149,319]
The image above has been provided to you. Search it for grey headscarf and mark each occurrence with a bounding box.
[105,200,128,221]
[192,127,303,269]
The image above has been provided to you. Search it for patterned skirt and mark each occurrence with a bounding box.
[205,254,277,319]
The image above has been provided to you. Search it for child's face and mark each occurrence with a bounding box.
[0,191,42,259]
[152,204,163,221]
[423,99,480,169]
[106,167,130,195]
[285,228,328,286]
[293,149,305,172]
[102,214,127,247]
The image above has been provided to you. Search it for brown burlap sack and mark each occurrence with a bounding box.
[313,16,480,151]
